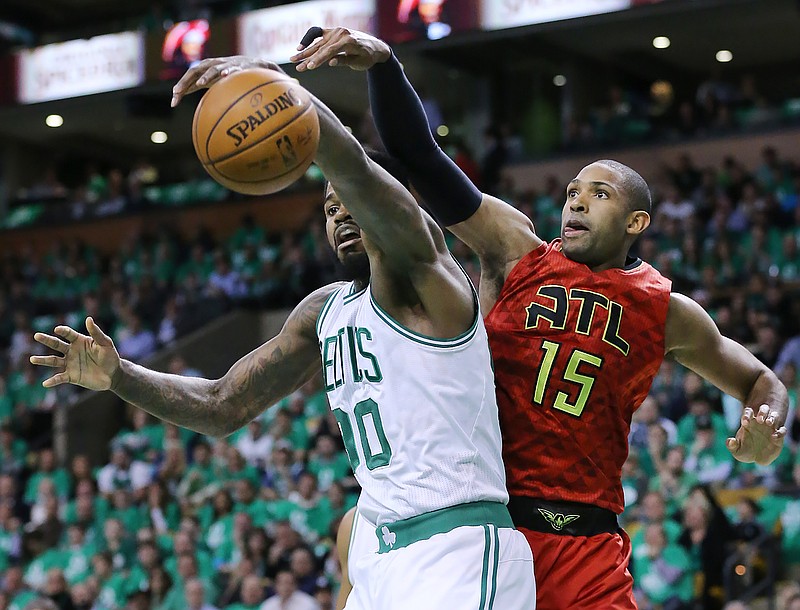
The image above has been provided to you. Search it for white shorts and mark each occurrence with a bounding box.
[345,504,536,610]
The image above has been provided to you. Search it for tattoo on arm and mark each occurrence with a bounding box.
[111,285,340,437]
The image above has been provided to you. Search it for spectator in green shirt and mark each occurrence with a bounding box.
[111,410,162,462]
[62,480,109,539]
[147,566,175,610]
[684,414,733,486]
[127,540,162,596]
[92,552,129,610]
[202,490,235,552]
[631,491,683,553]
[178,441,218,507]
[24,449,70,505]
[650,445,699,519]
[62,524,95,585]
[633,523,695,608]
[677,394,729,447]
[222,448,261,491]
[306,436,352,493]
[233,479,272,528]
[97,518,136,571]
[286,473,322,542]
[4,566,36,610]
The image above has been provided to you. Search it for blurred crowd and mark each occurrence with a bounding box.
[1,142,800,610]
[0,367,351,610]
[562,73,800,154]
[0,210,340,450]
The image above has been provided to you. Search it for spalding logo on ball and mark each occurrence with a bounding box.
[192,68,320,195]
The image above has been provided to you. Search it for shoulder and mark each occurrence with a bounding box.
[664,292,725,357]
[666,292,701,325]
[284,282,349,339]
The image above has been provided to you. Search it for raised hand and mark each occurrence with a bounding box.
[726,404,787,465]
[30,317,121,391]
[171,56,285,107]
[290,26,391,72]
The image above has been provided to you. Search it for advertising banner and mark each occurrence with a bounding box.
[17,31,144,104]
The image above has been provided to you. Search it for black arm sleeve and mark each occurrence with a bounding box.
[367,53,482,226]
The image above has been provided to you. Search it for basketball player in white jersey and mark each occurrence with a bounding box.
[30,57,535,610]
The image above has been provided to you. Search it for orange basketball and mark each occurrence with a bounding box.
[192,68,320,196]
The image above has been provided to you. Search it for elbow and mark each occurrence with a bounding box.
[207,380,247,438]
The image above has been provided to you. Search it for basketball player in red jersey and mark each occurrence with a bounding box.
[291,28,789,609]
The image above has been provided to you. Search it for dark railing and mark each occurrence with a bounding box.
[723,531,780,610]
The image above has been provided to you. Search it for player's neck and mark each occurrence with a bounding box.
[587,252,629,273]
[352,277,369,293]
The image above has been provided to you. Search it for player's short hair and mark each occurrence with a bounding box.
[595,159,651,214]
[364,147,411,190]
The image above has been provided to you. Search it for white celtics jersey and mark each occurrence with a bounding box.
[316,280,508,526]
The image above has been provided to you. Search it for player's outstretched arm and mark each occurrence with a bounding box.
[291,27,542,271]
[30,285,339,437]
[665,293,788,465]
[335,508,356,610]
[171,53,472,333]
[308,91,475,336]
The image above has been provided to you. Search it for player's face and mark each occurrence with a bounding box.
[560,163,632,268]
[323,183,370,276]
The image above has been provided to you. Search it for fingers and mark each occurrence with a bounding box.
[86,317,113,347]
[42,372,70,389]
[33,332,70,354]
[725,437,740,453]
[297,26,325,50]
[29,355,65,369]
[746,404,781,428]
[54,325,81,342]
[171,58,223,107]
[295,38,351,72]
[773,426,787,440]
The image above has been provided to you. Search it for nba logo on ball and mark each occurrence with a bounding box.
[192,68,320,195]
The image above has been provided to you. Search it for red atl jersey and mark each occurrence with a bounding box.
[485,239,672,514]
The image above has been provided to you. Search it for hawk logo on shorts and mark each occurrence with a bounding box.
[381,526,396,548]
[538,508,580,531]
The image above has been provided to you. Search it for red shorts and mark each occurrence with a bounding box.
[521,527,637,610]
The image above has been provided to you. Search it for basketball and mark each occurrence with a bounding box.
[191,68,320,196]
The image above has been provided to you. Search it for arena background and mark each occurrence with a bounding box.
[0,0,799,609]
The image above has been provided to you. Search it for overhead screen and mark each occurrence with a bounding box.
[16,31,144,104]
[378,0,481,43]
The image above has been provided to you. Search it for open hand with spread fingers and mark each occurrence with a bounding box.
[30,317,121,391]
[170,56,285,107]
[726,404,787,466]
[291,26,391,72]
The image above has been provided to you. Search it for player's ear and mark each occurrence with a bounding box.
[626,210,650,236]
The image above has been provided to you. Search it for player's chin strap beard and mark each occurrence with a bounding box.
[341,252,371,287]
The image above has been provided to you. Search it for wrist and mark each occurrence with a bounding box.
[110,359,126,392]
[370,50,400,72]
[375,44,391,64]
